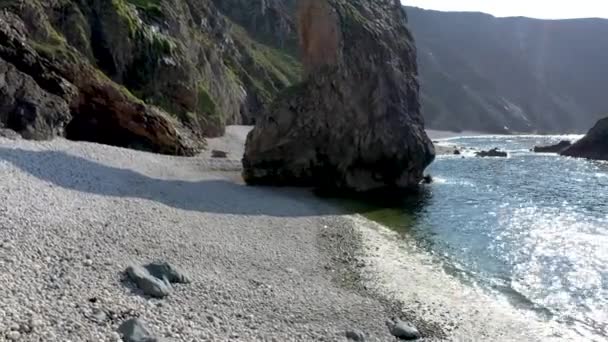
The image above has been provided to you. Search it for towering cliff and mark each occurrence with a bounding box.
[0,0,301,153]
[407,7,608,133]
[242,0,434,192]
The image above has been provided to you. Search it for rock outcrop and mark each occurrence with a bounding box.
[476,148,508,158]
[561,118,608,160]
[0,0,302,153]
[533,140,572,153]
[0,10,197,155]
[242,0,435,192]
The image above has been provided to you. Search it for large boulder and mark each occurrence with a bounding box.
[242,0,435,192]
[561,117,608,160]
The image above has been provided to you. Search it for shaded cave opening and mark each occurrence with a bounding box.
[65,112,156,153]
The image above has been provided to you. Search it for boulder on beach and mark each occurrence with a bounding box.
[118,318,160,342]
[242,0,435,192]
[533,140,572,153]
[211,150,228,158]
[476,148,508,158]
[387,319,421,340]
[125,262,189,298]
[561,117,608,160]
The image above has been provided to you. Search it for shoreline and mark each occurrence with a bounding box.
[0,133,431,340]
[0,127,584,341]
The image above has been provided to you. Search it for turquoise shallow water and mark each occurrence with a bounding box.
[365,135,608,340]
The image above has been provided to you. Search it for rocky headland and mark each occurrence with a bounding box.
[561,117,608,160]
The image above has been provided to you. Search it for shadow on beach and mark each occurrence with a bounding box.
[0,147,432,219]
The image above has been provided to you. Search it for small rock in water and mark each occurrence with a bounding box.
[422,175,433,184]
[453,149,461,155]
[126,265,171,298]
[118,318,159,342]
[345,329,366,341]
[388,320,421,340]
[211,150,228,158]
[475,148,508,158]
[144,262,190,284]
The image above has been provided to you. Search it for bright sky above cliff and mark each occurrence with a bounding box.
[403,0,608,19]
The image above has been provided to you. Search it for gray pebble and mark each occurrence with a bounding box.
[6,330,21,340]
[91,309,107,323]
[144,262,190,284]
[118,318,160,342]
[126,265,171,298]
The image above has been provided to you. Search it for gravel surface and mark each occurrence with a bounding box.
[0,134,419,341]
[0,126,572,341]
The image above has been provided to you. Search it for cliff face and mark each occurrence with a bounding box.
[243,0,434,192]
[561,117,608,160]
[407,7,608,133]
[0,0,301,152]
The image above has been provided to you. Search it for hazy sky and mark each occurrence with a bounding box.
[403,0,608,19]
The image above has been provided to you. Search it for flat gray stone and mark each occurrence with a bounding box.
[390,320,421,340]
[144,262,190,284]
[126,265,171,298]
[345,329,366,341]
[118,318,159,342]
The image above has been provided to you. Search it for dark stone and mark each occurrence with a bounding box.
[118,318,160,342]
[243,0,434,192]
[422,175,433,184]
[475,148,508,158]
[561,118,608,160]
[533,140,572,153]
[345,329,366,341]
[453,149,461,155]
[211,150,228,158]
[388,320,421,340]
[0,56,72,140]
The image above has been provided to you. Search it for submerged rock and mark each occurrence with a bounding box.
[476,148,508,158]
[243,0,434,192]
[533,140,572,153]
[561,118,608,160]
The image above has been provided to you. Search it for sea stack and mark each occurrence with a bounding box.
[242,0,435,192]
[561,117,608,160]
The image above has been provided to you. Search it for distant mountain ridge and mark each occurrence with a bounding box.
[406,6,608,133]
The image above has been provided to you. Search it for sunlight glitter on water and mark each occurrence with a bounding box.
[502,207,608,336]
[373,135,608,340]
